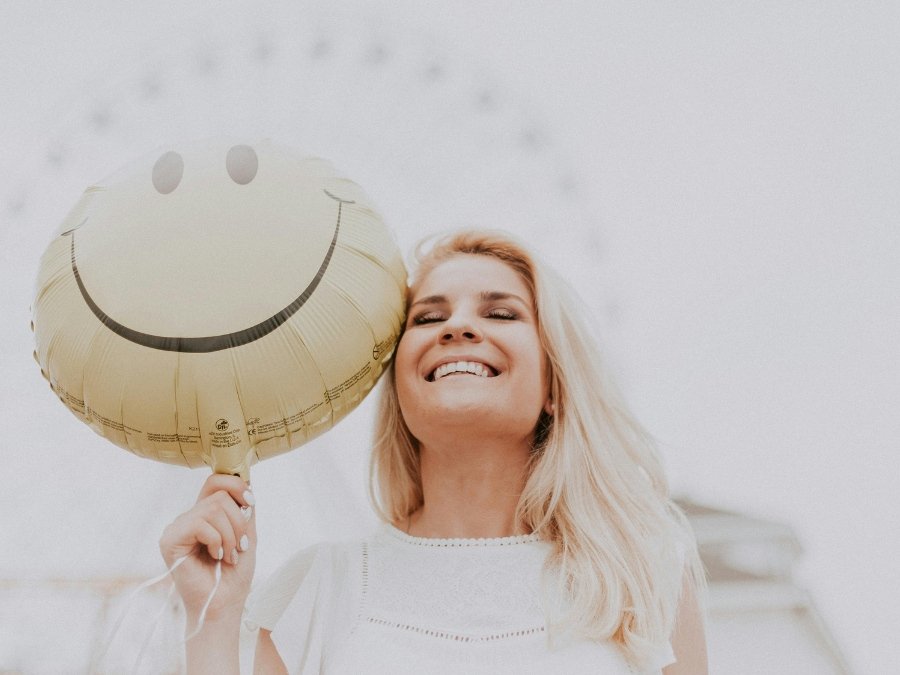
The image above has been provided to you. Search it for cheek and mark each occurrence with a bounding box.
[393,334,420,397]
[529,343,552,406]
[393,335,430,439]
[530,362,550,407]
[521,333,547,376]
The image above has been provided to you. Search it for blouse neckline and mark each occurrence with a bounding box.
[382,522,544,547]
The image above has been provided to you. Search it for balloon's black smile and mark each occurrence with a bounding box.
[66,189,352,353]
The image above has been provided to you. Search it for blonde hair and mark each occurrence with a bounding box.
[369,230,704,668]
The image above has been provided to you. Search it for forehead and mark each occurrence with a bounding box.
[412,254,533,302]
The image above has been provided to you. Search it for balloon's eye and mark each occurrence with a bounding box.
[226,145,258,185]
[152,151,184,194]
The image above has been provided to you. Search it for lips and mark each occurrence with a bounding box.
[427,360,498,382]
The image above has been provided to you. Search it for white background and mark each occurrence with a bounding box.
[1,2,899,673]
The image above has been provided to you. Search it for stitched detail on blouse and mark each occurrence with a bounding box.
[366,616,546,642]
[350,541,369,635]
[384,523,542,547]
[361,541,369,599]
[367,525,549,634]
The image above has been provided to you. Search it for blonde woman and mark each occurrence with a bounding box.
[160,230,707,674]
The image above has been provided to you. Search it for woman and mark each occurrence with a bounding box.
[160,230,708,674]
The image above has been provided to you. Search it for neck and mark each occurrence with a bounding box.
[406,436,532,539]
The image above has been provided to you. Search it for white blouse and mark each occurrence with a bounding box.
[244,524,675,674]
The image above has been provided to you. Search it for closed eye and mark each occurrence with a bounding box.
[487,307,518,320]
[411,307,519,325]
[411,311,446,325]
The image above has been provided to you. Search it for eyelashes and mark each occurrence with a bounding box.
[410,308,519,325]
[488,308,518,320]
[412,311,444,325]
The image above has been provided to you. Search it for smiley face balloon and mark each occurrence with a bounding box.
[32,140,407,478]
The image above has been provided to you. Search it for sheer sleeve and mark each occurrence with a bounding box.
[644,641,677,672]
[243,543,335,674]
[644,538,691,673]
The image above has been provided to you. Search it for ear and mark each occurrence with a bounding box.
[543,399,555,416]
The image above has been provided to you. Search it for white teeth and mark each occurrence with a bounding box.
[432,361,493,381]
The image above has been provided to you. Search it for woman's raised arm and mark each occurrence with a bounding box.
[159,474,257,674]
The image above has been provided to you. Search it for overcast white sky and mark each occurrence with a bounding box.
[2,2,899,673]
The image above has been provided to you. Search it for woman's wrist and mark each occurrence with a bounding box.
[185,603,245,635]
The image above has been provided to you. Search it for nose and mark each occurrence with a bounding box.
[439,318,483,344]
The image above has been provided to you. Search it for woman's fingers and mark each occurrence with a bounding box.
[159,476,259,622]
[194,519,226,562]
[211,490,253,547]
[160,481,256,567]
[203,504,239,564]
[195,490,256,564]
[195,474,256,562]
[196,473,255,509]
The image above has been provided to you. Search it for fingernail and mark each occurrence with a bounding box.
[240,534,249,551]
[243,490,255,506]
[241,505,253,521]
[231,548,239,565]
[217,547,224,561]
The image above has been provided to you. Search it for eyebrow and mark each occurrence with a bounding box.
[480,290,529,305]
[409,294,447,308]
[409,291,530,308]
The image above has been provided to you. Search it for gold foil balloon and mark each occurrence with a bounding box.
[32,140,407,478]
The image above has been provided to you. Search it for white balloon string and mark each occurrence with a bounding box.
[93,554,188,671]
[184,557,223,642]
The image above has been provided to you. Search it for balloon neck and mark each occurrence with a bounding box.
[207,450,253,482]
[227,466,250,481]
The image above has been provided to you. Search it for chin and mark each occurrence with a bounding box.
[410,402,541,443]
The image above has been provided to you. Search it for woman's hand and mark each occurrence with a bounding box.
[159,473,257,628]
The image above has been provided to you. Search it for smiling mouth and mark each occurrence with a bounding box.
[427,361,498,382]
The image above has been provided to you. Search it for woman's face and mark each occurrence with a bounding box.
[395,254,550,447]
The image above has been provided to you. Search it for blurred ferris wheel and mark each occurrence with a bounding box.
[4,7,608,310]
